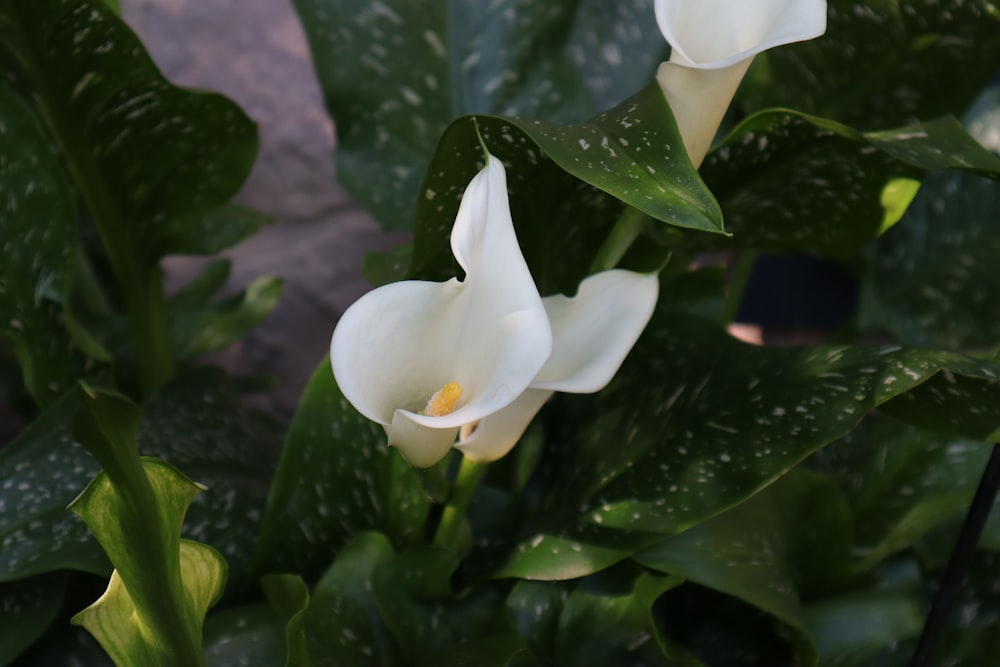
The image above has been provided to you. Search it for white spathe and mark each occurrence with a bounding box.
[456,269,659,463]
[331,155,658,468]
[653,0,827,167]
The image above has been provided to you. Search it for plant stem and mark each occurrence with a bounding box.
[433,456,487,551]
[73,247,113,318]
[75,391,204,666]
[125,265,175,397]
[590,206,651,273]
[722,251,757,325]
[909,443,1000,667]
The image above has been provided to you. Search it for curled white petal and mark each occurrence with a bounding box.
[653,0,827,166]
[454,270,658,462]
[533,270,659,393]
[455,389,554,463]
[330,155,551,467]
[655,0,828,70]
[387,412,460,468]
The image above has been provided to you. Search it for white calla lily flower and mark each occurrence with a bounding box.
[457,269,659,463]
[654,0,827,167]
[331,154,658,468]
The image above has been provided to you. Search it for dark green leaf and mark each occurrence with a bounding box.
[407,83,720,294]
[567,316,1000,531]
[292,0,593,230]
[0,368,277,594]
[502,307,1000,580]
[552,564,684,667]
[810,415,993,571]
[699,111,1000,257]
[505,581,565,661]
[0,572,69,665]
[633,492,808,652]
[0,389,108,581]
[0,0,258,270]
[506,570,692,667]
[804,591,923,667]
[167,260,234,314]
[739,0,1000,130]
[167,275,283,362]
[261,574,312,667]
[924,551,1000,666]
[0,85,89,406]
[860,86,1000,348]
[11,621,113,667]
[564,0,665,109]
[494,524,662,581]
[203,604,287,667]
[254,359,430,581]
[631,467,855,664]
[162,204,271,257]
[860,169,1000,348]
[371,544,527,666]
[631,468,859,665]
[303,532,399,667]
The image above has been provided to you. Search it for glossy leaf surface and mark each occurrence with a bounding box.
[500,307,1000,580]
[0,86,88,406]
[0,0,258,267]
[254,360,430,581]
[700,111,1000,257]
[740,0,1000,130]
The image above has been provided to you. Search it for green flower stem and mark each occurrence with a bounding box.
[74,392,204,666]
[590,206,651,273]
[101,462,203,667]
[433,456,487,551]
[73,246,113,318]
[722,251,758,325]
[125,265,175,397]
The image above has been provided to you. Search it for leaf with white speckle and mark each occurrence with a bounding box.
[406,83,721,295]
[9,621,112,667]
[699,110,1000,257]
[0,390,108,581]
[294,0,593,231]
[303,532,398,667]
[860,86,1000,348]
[0,572,70,665]
[0,367,278,597]
[0,0,259,266]
[202,604,288,667]
[254,359,430,581]
[501,303,1000,579]
[739,0,1000,131]
[565,0,665,108]
[0,86,89,406]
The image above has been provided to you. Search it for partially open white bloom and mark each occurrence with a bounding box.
[654,0,827,167]
[456,268,658,463]
[331,154,658,467]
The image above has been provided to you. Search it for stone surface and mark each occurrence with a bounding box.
[124,0,407,417]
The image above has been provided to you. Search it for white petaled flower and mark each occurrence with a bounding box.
[331,154,658,468]
[654,0,827,167]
